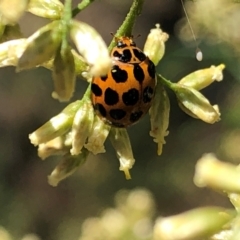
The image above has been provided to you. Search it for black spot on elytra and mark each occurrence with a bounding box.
[121,49,132,62]
[122,88,139,106]
[130,111,143,122]
[113,49,132,63]
[91,83,102,96]
[133,65,145,83]
[111,65,128,83]
[104,87,119,105]
[101,75,108,81]
[113,51,122,60]
[148,60,156,79]
[133,49,146,62]
[143,86,154,103]
[94,103,107,117]
[109,109,126,120]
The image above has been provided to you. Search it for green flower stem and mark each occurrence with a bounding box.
[108,0,145,51]
[70,0,145,115]
[157,74,174,89]
[72,0,95,17]
[61,0,72,52]
[82,84,91,99]
[78,0,145,102]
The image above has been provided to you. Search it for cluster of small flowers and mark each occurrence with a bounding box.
[77,153,240,240]
[0,0,225,185]
[79,189,155,240]
[77,185,237,240]
[27,24,170,185]
[0,0,112,101]
[154,153,240,240]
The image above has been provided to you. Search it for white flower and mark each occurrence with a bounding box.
[109,128,135,179]
[149,81,170,155]
[178,64,225,90]
[70,20,112,77]
[70,98,94,155]
[143,23,169,65]
[84,115,111,155]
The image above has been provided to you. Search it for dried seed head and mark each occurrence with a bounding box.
[149,81,170,155]
[173,83,220,124]
[70,20,112,77]
[52,46,76,102]
[178,64,225,90]
[109,128,135,180]
[27,0,63,20]
[17,20,63,71]
[143,24,169,66]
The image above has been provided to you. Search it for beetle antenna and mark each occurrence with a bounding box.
[181,0,202,61]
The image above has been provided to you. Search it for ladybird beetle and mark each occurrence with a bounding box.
[91,36,156,128]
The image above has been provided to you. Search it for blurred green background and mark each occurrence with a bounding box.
[0,0,239,239]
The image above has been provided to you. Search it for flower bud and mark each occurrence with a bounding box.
[194,153,240,193]
[27,0,63,20]
[84,115,111,154]
[48,150,89,186]
[143,24,169,66]
[178,64,225,90]
[153,207,235,240]
[124,189,156,218]
[109,128,135,180]
[0,0,28,24]
[149,81,170,155]
[173,83,220,124]
[29,100,82,146]
[99,209,127,237]
[17,20,62,71]
[70,20,112,77]
[0,38,27,67]
[52,46,76,102]
[70,98,94,155]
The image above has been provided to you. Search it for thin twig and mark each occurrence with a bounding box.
[72,0,96,17]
